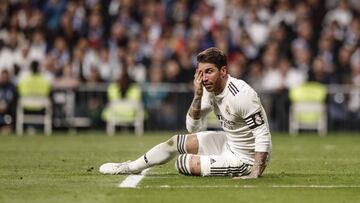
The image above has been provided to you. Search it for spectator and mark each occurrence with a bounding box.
[262,57,306,91]
[269,0,296,29]
[57,11,79,48]
[124,53,146,84]
[48,36,70,76]
[70,46,86,82]
[43,0,67,31]
[52,63,80,90]
[28,30,46,62]
[143,65,168,129]
[344,16,359,48]
[86,11,104,49]
[87,66,103,83]
[244,10,270,47]
[238,33,259,60]
[228,51,247,79]
[292,46,312,75]
[101,65,142,128]
[0,28,26,73]
[164,59,181,83]
[316,36,335,72]
[246,62,263,91]
[18,60,51,98]
[324,0,353,28]
[97,46,119,82]
[177,51,195,83]
[334,45,353,83]
[292,19,315,54]
[0,69,17,133]
[347,57,360,129]
[308,56,337,84]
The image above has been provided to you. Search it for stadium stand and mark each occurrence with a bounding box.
[0,0,359,133]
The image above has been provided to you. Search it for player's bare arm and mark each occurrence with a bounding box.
[188,69,203,119]
[234,151,268,179]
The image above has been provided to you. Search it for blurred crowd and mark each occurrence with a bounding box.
[0,0,360,131]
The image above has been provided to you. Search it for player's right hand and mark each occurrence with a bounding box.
[194,69,203,97]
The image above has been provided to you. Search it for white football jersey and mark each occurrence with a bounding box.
[186,75,272,164]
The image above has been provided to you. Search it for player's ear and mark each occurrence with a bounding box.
[220,66,227,78]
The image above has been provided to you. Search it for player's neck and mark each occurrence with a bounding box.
[214,74,228,95]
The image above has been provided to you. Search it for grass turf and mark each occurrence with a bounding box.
[1,132,360,203]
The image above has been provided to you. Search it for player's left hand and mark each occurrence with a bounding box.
[233,173,258,180]
[193,69,203,97]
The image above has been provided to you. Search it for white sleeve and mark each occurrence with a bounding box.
[186,92,212,133]
[237,91,271,152]
[186,114,205,133]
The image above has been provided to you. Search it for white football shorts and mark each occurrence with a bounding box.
[196,131,252,177]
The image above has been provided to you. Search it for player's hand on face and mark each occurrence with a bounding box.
[194,69,203,96]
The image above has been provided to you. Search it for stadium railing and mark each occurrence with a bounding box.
[51,83,360,133]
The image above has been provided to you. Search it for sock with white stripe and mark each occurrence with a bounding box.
[128,134,187,172]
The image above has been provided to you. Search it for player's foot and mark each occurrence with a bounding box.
[99,161,134,175]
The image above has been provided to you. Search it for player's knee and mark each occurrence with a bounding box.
[166,134,198,154]
[175,154,191,175]
[185,134,198,154]
[175,154,201,176]
[166,134,187,154]
[189,155,201,175]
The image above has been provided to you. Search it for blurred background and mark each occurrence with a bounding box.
[0,0,359,135]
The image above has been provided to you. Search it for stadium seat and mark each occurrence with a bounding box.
[16,96,52,135]
[289,82,327,136]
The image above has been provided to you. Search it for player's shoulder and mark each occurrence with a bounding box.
[227,76,257,97]
[226,77,261,113]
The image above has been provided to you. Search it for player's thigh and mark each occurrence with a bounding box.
[199,152,252,177]
[195,131,227,155]
[182,131,226,155]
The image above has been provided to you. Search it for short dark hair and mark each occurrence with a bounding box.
[196,47,227,69]
[30,60,40,73]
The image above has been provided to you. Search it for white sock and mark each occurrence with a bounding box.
[128,135,186,172]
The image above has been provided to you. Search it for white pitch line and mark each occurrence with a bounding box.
[141,184,360,189]
[118,168,150,188]
[271,184,360,188]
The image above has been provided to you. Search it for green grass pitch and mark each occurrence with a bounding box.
[1,132,360,203]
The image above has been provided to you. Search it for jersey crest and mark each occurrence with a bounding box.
[244,111,265,129]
